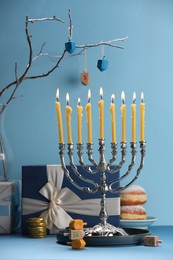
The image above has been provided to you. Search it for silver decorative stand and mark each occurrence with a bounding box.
[59,139,146,237]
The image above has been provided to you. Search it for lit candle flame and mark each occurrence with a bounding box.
[133,92,136,103]
[56,88,59,101]
[121,91,125,103]
[78,98,81,106]
[141,92,144,102]
[88,89,91,102]
[111,94,115,103]
[100,87,103,99]
[66,92,70,105]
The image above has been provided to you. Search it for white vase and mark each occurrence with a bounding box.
[0,104,13,181]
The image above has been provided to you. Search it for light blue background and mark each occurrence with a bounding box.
[0,0,173,225]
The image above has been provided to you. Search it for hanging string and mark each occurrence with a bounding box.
[101,44,105,59]
[84,48,87,73]
[68,26,73,40]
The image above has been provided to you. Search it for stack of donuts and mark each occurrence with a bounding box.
[120,184,147,220]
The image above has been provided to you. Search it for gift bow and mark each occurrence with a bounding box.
[22,165,119,229]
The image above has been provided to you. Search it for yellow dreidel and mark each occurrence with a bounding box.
[144,236,163,247]
[67,239,86,249]
[69,219,87,230]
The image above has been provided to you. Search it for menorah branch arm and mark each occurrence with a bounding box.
[108,141,146,194]
[67,143,99,193]
[77,143,99,174]
[107,142,127,173]
[108,142,118,165]
[86,143,98,168]
[59,143,86,192]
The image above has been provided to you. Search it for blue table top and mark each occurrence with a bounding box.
[0,226,173,260]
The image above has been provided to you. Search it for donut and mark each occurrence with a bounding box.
[120,205,147,220]
[120,185,147,206]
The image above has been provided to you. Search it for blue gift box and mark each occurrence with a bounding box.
[22,165,120,235]
[0,181,20,234]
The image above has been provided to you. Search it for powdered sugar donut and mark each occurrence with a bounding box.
[120,185,147,206]
[120,205,147,220]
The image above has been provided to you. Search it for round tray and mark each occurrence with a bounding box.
[56,228,150,246]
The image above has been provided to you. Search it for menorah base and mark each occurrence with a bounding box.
[85,223,128,237]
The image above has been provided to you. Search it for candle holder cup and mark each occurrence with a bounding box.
[58,138,146,237]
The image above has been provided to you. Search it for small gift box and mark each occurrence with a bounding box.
[0,181,20,234]
[22,165,120,234]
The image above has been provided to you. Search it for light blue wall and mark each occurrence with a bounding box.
[1,0,173,225]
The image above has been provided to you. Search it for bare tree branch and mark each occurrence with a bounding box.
[0,9,128,113]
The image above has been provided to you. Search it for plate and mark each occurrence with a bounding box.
[56,228,150,246]
[120,216,157,229]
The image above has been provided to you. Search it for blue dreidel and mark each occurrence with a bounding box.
[97,56,108,71]
[65,40,76,54]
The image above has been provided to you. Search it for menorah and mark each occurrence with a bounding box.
[58,138,146,237]
[56,87,146,237]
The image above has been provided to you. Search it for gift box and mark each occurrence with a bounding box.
[0,181,20,234]
[22,165,120,235]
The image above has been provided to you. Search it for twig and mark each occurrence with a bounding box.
[76,37,128,50]
[68,9,73,39]
[25,49,67,80]
[28,16,64,23]
[0,16,32,97]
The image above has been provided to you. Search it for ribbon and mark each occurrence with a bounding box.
[22,165,120,230]
[0,182,15,203]
[0,181,18,234]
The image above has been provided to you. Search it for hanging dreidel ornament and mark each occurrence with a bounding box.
[65,15,76,54]
[97,44,108,71]
[81,48,90,86]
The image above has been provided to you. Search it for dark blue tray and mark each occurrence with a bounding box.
[56,228,150,246]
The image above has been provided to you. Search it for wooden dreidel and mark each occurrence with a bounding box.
[81,48,90,86]
[81,71,90,86]
[69,219,87,230]
[70,230,85,240]
[67,239,86,249]
[144,236,163,247]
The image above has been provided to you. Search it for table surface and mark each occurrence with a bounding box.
[0,226,173,260]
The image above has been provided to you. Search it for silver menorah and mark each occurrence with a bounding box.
[59,139,146,237]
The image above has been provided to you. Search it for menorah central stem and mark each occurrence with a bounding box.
[98,139,108,226]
